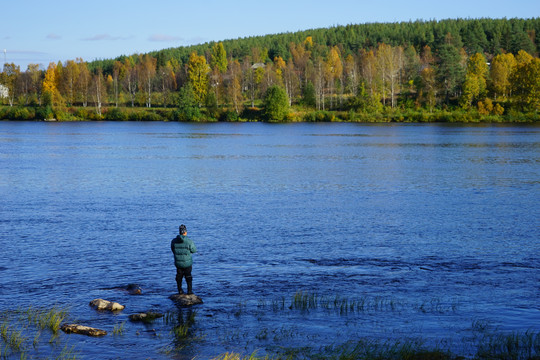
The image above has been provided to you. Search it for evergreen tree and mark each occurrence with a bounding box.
[437,36,465,104]
[302,81,316,108]
[177,83,201,120]
[211,42,228,74]
[264,85,289,121]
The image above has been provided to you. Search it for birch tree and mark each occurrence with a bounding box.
[360,49,379,99]
[76,59,90,107]
[122,57,138,107]
[490,53,516,100]
[226,59,243,114]
[62,60,80,106]
[460,53,489,108]
[314,57,325,110]
[377,43,402,108]
[139,54,156,108]
[91,69,106,116]
[325,46,343,109]
[1,63,20,106]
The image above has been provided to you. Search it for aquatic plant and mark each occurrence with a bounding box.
[22,305,68,334]
[256,328,269,341]
[55,344,80,360]
[286,291,401,314]
[0,306,73,359]
[475,330,540,360]
[163,310,176,325]
[272,339,460,360]
[250,292,463,316]
[211,351,274,360]
[417,298,459,314]
[234,302,247,318]
[171,323,190,339]
[169,310,198,341]
[112,321,126,336]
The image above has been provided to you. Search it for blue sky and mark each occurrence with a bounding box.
[2,0,539,69]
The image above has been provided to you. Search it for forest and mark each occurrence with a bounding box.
[0,17,539,122]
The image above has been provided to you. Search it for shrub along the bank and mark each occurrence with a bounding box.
[0,106,36,120]
[1,105,538,123]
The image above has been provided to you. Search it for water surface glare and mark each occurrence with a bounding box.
[0,122,539,358]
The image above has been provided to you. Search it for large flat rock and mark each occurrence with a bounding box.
[169,294,203,306]
[61,323,107,337]
[89,298,125,311]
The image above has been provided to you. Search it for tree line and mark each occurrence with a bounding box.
[1,18,539,121]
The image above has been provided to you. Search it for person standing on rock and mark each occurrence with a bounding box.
[171,224,197,295]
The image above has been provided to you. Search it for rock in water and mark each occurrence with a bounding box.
[125,283,142,295]
[169,294,203,306]
[101,283,142,295]
[61,324,107,337]
[89,298,125,311]
[129,312,164,322]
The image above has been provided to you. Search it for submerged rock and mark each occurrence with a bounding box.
[129,312,164,323]
[89,298,125,311]
[169,294,203,306]
[102,283,142,295]
[61,323,107,337]
[125,283,142,295]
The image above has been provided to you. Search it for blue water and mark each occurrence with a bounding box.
[0,122,539,359]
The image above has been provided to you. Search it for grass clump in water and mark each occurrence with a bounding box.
[23,305,69,334]
[315,339,460,360]
[112,321,126,336]
[475,329,540,360]
[170,310,198,340]
[161,310,203,356]
[0,321,27,353]
[287,291,400,314]
[56,344,80,360]
[0,306,76,359]
[211,352,274,360]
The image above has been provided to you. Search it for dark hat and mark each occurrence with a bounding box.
[179,224,187,234]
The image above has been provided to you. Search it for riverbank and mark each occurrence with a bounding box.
[1,105,539,123]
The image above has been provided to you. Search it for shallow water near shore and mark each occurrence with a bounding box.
[0,121,539,359]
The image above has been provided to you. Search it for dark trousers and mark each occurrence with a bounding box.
[175,266,192,293]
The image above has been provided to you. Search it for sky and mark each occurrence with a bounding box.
[1,0,539,69]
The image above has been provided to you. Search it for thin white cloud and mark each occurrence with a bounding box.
[82,34,133,41]
[47,33,62,40]
[148,34,183,42]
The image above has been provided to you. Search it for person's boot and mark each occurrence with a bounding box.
[176,274,184,294]
[186,276,193,295]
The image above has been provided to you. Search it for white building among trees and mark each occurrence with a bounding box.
[0,84,8,98]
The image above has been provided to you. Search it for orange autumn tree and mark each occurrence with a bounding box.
[42,62,63,106]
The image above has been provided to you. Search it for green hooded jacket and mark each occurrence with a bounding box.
[171,235,197,268]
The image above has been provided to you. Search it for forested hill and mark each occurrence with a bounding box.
[91,18,539,71]
[2,18,539,122]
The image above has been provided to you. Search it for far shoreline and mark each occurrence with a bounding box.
[1,105,538,124]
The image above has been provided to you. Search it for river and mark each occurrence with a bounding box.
[0,121,538,359]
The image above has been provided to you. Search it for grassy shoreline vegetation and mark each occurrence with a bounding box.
[0,104,539,123]
[2,293,539,359]
[1,18,539,123]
